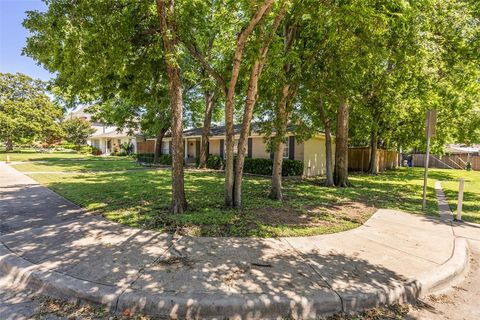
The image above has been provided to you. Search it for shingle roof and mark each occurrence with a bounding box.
[180,123,298,137]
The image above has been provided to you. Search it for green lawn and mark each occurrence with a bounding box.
[11,154,461,237]
[11,157,141,172]
[1,150,89,162]
[437,170,480,223]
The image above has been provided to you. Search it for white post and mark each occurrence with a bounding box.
[184,138,188,159]
[422,113,431,210]
[456,178,464,221]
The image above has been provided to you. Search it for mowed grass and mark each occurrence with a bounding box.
[11,157,141,172]
[1,150,89,162]
[438,169,480,223]
[12,153,460,237]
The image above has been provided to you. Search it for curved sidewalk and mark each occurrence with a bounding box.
[0,163,470,319]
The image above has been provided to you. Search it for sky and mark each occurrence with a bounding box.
[0,0,52,81]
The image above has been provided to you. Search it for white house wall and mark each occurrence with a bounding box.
[303,136,335,177]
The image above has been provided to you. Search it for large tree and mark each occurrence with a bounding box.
[62,117,95,149]
[0,73,63,150]
[156,0,187,212]
[24,0,188,212]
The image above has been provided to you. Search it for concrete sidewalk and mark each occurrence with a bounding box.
[0,163,471,319]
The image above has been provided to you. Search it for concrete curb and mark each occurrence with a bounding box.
[338,237,469,313]
[0,235,470,319]
[0,243,121,311]
[415,237,469,295]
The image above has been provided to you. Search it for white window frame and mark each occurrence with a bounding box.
[161,141,170,154]
[283,141,289,159]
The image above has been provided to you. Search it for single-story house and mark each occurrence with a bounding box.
[139,124,335,177]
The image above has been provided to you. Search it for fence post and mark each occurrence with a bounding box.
[455,178,464,222]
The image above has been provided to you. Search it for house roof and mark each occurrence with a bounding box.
[70,105,92,121]
[90,128,140,139]
[445,144,480,154]
[180,123,299,138]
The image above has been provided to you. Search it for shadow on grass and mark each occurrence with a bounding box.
[24,167,442,237]
[14,157,142,172]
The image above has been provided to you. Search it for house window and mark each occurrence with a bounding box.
[283,142,289,159]
[161,141,170,154]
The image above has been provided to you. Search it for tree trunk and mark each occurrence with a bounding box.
[156,0,187,213]
[233,7,286,208]
[334,95,350,187]
[368,129,378,174]
[233,61,261,208]
[270,141,285,200]
[224,0,274,208]
[269,86,290,200]
[318,98,334,187]
[154,128,166,163]
[269,19,296,200]
[5,138,13,152]
[198,90,214,169]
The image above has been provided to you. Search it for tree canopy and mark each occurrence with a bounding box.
[22,0,480,211]
[0,72,64,150]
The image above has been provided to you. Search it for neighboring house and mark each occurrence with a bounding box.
[139,124,335,177]
[71,106,139,155]
[445,144,480,156]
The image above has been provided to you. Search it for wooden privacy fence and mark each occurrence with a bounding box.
[137,140,155,153]
[348,147,400,172]
[412,154,480,171]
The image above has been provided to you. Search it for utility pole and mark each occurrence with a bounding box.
[422,110,437,210]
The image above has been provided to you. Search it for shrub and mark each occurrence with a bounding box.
[120,142,134,155]
[158,154,172,165]
[136,153,172,165]
[466,162,472,171]
[243,157,273,175]
[91,146,102,156]
[282,159,304,176]
[136,153,155,163]
[241,157,303,176]
[58,142,77,150]
[79,145,93,154]
[206,154,223,170]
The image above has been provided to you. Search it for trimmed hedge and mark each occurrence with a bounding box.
[135,153,303,176]
[136,153,154,163]
[281,159,304,176]
[243,157,303,176]
[135,153,172,165]
[243,157,273,175]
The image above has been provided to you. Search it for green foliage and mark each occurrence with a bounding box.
[120,142,134,156]
[243,158,273,175]
[61,117,95,148]
[282,159,304,176]
[136,153,172,165]
[136,153,155,164]
[205,155,224,170]
[91,146,102,156]
[243,158,303,176]
[0,73,64,149]
[158,154,173,165]
[79,145,93,154]
[21,155,477,237]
